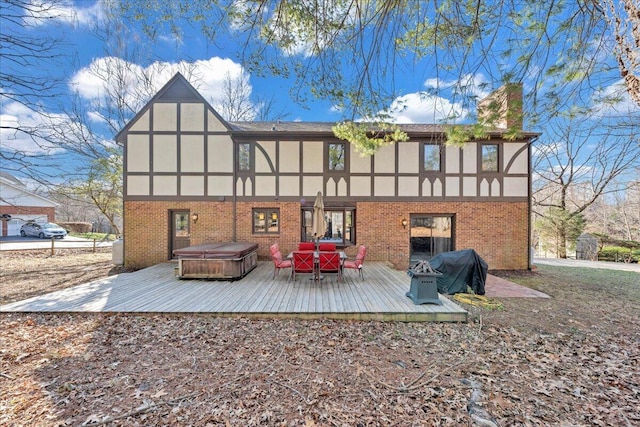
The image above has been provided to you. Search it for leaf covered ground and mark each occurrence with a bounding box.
[1,250,639,426]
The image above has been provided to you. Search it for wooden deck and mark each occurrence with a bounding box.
[0,261,467,322]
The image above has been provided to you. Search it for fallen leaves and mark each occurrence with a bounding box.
[1,254,639,426]
[2,313,637,426]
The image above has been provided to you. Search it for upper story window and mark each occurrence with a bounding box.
[328,142,345,171]
[423,143,441,172]
[482,144,499,172]
[238,143,251,171]
[253,208,279,234]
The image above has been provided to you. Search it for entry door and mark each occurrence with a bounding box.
[170,211,191,258]
[409,215,454,263]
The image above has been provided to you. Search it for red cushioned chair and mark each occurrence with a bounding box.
[270,243,292,279]
[318,243,336,252]
[298,242,315,251]
[269,243,280,256]
[318,251,342,283]
[343,245,366,280]
[291,251,315,281]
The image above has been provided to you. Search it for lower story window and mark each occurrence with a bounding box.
[253,209,279,234]
[302,208,355,246]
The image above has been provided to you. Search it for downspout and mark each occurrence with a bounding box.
[117,134,127,266]
[232,137,237,242]
[528,135,539,270]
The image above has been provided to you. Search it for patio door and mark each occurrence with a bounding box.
[409,215,454,263]
[170,211,191,258]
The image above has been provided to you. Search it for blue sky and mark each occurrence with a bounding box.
[2,1,495,142]
[1,0,638,181]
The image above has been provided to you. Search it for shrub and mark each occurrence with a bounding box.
[56,222,92,233]
[598,246,640,263]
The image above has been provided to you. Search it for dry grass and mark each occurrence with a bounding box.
[0,249,126,305]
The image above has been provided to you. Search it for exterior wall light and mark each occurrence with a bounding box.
[192,213,199,224]
[401,218,408,229]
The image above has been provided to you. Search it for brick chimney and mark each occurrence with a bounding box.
[478,83,523,130]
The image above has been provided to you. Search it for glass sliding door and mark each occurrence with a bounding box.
[409,215,454,263]
[301,208,355,246]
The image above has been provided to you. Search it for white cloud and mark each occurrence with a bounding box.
[0,55,258,161]
[190,58,248,107]
[0,101,67,155]
[69,56,252,119]
[381,92,467,124]
[424,74,492,100]
[591,79,640,117]
[232,0,353,58]
[229,0,269,31]
[228,0,313,57]
[87,110,107,124]
[24,0,104,27]
[371,73,494,124]
[0,98,118,159]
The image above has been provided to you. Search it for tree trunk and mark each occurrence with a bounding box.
[558,227,568,259]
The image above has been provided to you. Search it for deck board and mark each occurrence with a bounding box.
[0,261,467,322]
[273,277,295,313]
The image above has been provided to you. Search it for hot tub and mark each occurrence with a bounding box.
[173,242,258,279]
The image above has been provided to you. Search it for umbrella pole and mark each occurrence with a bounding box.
[314,236,323,281]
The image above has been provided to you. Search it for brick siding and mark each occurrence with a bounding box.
[124,200,528,270]
[354,201,529,270]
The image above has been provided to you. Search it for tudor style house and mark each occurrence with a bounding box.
[117,73,537,270]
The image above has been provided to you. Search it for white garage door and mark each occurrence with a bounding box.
[6,215,47,236]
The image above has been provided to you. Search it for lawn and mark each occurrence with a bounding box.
[69,232,119,242]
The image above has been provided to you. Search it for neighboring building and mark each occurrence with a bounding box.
[117,73,538,270]
[0,174,58,236]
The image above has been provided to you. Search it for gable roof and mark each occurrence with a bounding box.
[115,72,231,142]
[0,172,24,186]
[0,176,58,208]
[116,74,539,141]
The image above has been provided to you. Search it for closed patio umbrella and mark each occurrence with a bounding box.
[310,191,326,281]
[311,191,326,248]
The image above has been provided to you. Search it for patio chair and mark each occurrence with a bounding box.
[318,251,342,283]
[343,245,366,280]
[270,244,291,279]
[298,242,315,251]
[269,243,280,255]
[291,251,315,281]
[318,242,336,251]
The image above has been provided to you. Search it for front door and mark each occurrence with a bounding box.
[409,215,454,264]
[170,211,191,258]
